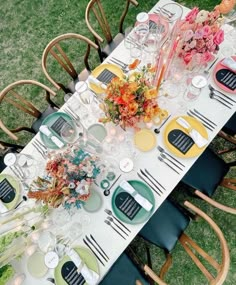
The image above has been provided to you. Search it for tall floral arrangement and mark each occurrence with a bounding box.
[28,146,100,209]
[176,5,225,67]
[99,67,160,129]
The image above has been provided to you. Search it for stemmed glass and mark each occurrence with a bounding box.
[60,119,85,145]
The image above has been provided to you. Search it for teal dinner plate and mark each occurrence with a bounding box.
[54,246,99,285]
[111,180,155,225]
[40,112,72,149]
[88,124,107,142]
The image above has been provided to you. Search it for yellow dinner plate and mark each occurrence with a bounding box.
[89,64,124,94]
[134,129,157,152]
[163,115,208,158]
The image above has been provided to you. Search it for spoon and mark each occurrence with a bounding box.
[14,196,27,209]
[154,114,171,134]
[47,277,55,284]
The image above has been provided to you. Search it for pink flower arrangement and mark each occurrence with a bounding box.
[176,5,225,67]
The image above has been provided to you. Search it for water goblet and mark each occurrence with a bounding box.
[60,119,84,145]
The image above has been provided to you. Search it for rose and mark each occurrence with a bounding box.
[194,28,204,39]
[213,29,224,45]
[195,10,209,23]
[183,30,194,41]
[183,52,193,64]
[202,25,211,37]
[202,51,215,63]
[185,7,199,23]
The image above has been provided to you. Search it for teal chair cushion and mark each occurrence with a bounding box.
[222,112,236,136]
[99,253,149,285]
[139,200,190,252]
[182,148,229,197]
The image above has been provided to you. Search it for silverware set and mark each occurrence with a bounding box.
[137,168,166,196]
[209,84,236,103]
[83,234,109,267]
[157,146,185,174]
[209,92,233,109]
[208,84,236,109]
[9,165,29,189]
[187,108,217,132]
[32,138,47,159]
[109,57,129,73]
[104,208,131,240]
[63,106,80,122]
[154,6,175,18]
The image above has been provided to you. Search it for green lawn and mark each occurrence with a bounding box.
[0,0,235,284]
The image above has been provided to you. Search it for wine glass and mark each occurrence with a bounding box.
[60,120,84,144]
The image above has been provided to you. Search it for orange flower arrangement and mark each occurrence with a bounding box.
[99,67,160,129]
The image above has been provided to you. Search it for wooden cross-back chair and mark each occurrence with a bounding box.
[85,0,139,62]
[139,199,230,285]
[182,148,236,215]
[0,79,58,142]
[42,33,99,93]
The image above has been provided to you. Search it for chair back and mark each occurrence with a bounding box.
[85,0,138,44]
[0,80,56,141]
[179,201,230,285]
[42,33,98,91]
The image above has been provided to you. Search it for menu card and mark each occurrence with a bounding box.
[96,69,117,85]
[216,69,236,91]
[168,129,194,154]
[61,261,85,285]
[0,178,16,203]
[115,192,142,220]
[51,117,68,136]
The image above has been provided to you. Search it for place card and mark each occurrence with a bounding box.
[50,117,68,136]
[0,178,16,203]
[168,129,194,154]
[61,261,85,285]
[115,192,142,220]
[96,69,117,85]
[216,69,236,91]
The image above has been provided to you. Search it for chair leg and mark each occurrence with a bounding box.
[145,245,154,285]
[159,251,172,280]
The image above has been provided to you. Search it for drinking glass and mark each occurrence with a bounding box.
[60,120,84,144]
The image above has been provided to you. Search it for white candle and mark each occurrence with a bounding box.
[25,244,37,256]
[118,134,125,141]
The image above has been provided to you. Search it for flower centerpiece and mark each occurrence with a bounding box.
[99,66,161,129]
[28,146,100,209]
[176,4,225,67]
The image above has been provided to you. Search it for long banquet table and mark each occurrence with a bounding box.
[1,0,236,284]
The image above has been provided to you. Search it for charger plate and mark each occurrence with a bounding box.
[213,55,236,94]
[111,180,155,225]
[89,64,124,94]
[163,115,208,158]
[54,246,99,285]
[0,174,20,210]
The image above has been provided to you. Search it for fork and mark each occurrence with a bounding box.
[157,146,185,168]
[203,57,218,78]
[110,57,129,69]
[104,220,126,239]
[158,156,180,174]
[209,92,232,109]
[104,209,131,232]
[208,84,236,103]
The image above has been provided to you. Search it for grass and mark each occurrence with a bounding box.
[0,0,235,284]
